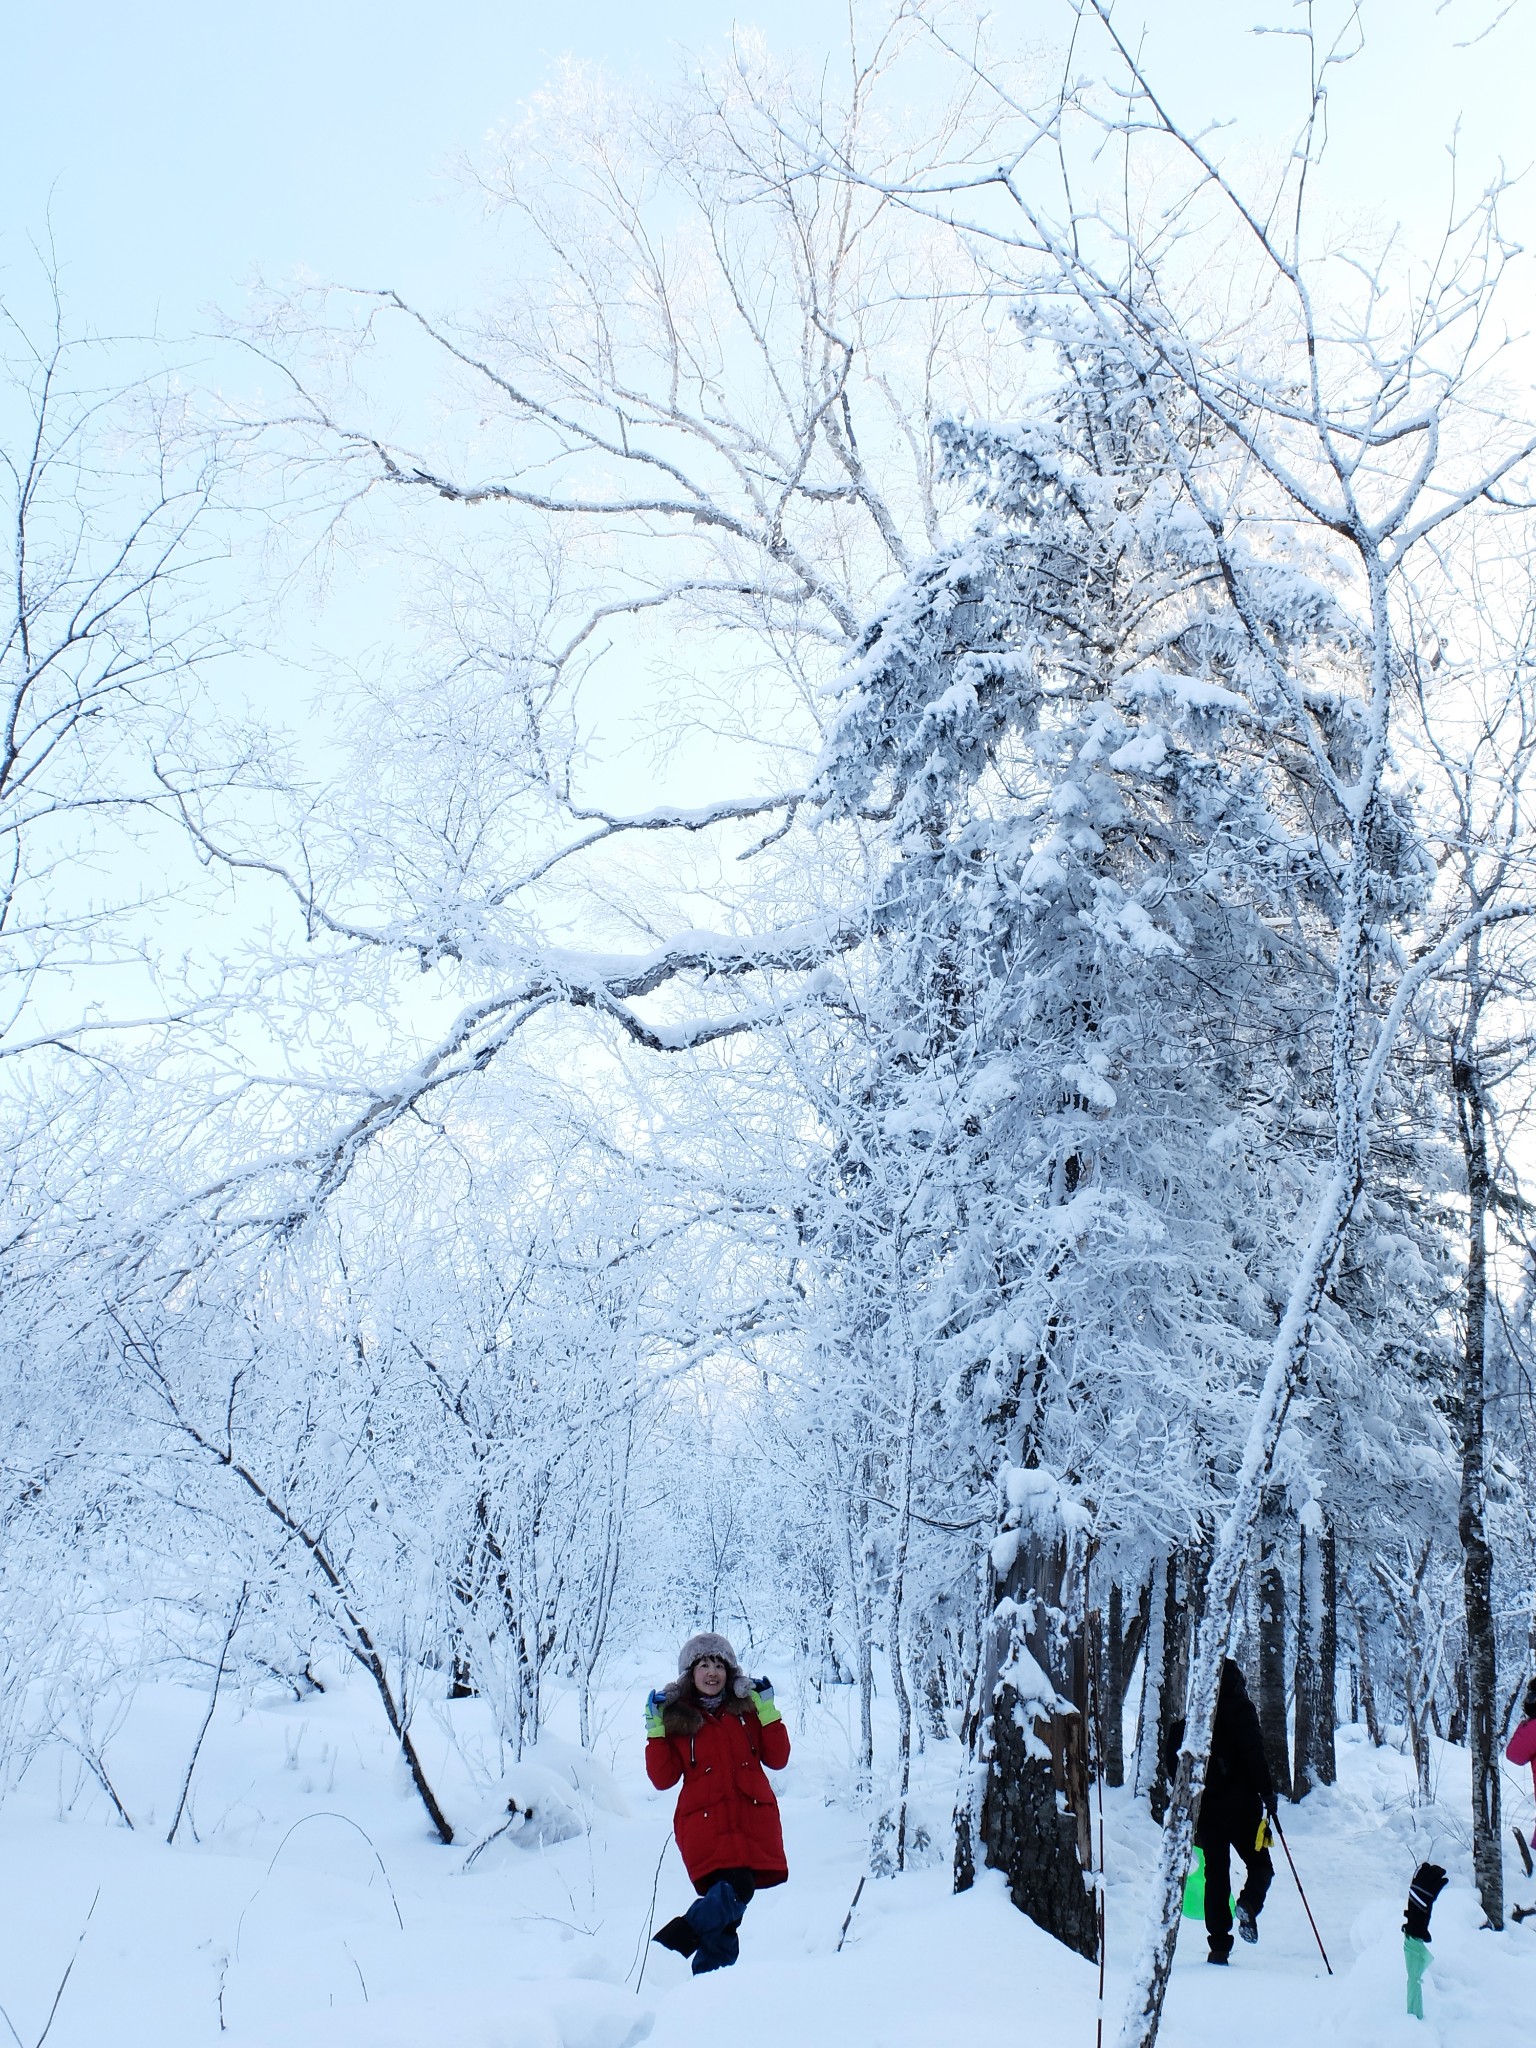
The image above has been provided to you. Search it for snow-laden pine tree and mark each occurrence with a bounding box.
[806,313,1443,1953]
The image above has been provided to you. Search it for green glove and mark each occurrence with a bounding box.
[644,1687,667,1738]
[751,1678,782,1727]
[1404,1934,1430,2019]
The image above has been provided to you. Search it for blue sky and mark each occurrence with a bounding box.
[2,0,831,333]
[5,2,1533,343]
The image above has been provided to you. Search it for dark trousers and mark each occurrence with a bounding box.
[685,1867,757,1975]
[1199,1823,1273,1959]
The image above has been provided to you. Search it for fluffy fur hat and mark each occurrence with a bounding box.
[677,1631,742,1679]
[662,1634,758,1735]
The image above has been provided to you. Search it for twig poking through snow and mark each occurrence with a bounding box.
[167,1584,248,1846]
[461,1800,525,1871]
[234,1812,404,1954]
[836,1874,867,1953]
[33,1889,99,2048]
[629,1834,672,1994]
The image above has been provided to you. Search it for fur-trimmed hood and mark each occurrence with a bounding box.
[660,1674,757,1739]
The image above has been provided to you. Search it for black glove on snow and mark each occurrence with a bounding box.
[1403,1862,1448,1941]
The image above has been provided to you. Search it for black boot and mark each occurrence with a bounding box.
[652,1916,701,1956]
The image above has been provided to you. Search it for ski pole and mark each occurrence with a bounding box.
[1271,1813,1332,1975]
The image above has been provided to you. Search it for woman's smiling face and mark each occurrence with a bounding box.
[692,1655,728,1697]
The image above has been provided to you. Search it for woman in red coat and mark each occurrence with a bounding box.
[1508,1675,1536,1879]
[645,1631,790,1974]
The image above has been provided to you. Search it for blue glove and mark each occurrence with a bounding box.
[645,1687,667,1738]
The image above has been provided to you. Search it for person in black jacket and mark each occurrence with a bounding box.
[1196,1659,1278,1964]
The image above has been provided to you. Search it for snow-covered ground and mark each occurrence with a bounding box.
[2,1656,1530,2048]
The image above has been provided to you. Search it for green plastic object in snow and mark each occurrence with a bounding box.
[1181,1847,1236,1921]
[1405,1936,1430,2019]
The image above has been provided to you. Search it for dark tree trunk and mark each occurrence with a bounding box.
[1447,1655,1469,1749]
[1347,1580,1384,1746]
[953,1547,991,1896]
[1150,1548,1202,1825]
[1132,1553,1168,1805]
[1257,1492,1292,1800]
[1101,1578,1148,1791]
[1359,1631,1383,1746]
[1105,1582,1126,1789]
[958,1509,1097,1960]
[1327,1523,1335,1777]
[982,1668,1098,1958]
[1123,1582,1150,1698]
[1148,1557,1183,1825]
[924,1652,950,1741]
[1454,1027,1503,1927]
[1293,1514,1337,1795]
[1318,1521,1337,1784]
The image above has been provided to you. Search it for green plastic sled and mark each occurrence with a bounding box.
[1182,1847,1236,1921]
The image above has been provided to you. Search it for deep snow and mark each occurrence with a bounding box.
[1,1655,1531,2048]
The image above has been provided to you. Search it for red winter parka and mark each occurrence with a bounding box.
[1508,1715,1536,1797]
[645,1687,790,1888]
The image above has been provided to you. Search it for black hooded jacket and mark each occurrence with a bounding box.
[1168,1661,1275,1842]
[1199,1661,1275,1834]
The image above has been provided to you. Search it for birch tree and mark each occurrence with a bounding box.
[0,273,248,1061]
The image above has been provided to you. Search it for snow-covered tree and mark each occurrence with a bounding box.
[802,304,1449,1951]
